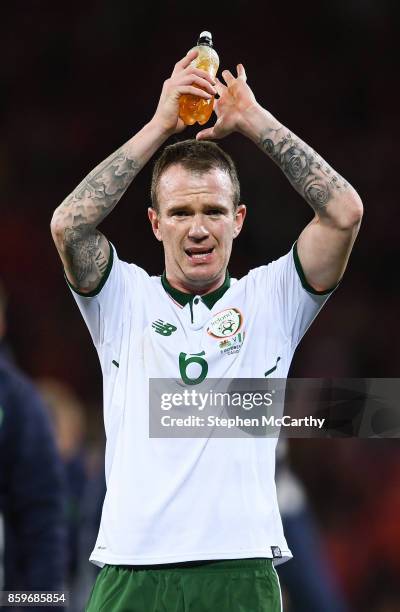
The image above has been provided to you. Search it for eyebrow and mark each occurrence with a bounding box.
[166,203,231,214]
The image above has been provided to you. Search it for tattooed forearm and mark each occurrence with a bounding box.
[50,142,139,292]
[51,143,140,290]
[57,144,141,234]
[259,127,349,212]
[51,120,171,291]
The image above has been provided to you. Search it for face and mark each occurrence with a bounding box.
[148,164,246,294]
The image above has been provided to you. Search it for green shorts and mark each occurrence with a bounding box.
[85,558,282,612]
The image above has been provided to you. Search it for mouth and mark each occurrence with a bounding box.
[184,247,215,263]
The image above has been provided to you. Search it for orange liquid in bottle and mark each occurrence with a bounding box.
[179,33,219,126]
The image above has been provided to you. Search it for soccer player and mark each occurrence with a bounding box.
[51,49,363,611]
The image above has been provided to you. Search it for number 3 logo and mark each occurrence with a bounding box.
[179,351,208,385]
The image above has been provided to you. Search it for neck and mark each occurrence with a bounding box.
[165,272,226,295]
[162,270,231,309]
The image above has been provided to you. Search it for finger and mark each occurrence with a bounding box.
[221,69,235,86]
[214,77,227,97]
[196,127,218,141]
[172,49,199,75]
[184,66,216,85]
[237,63,247,82]
[178,74,217,96]
[176,85,212,99]
[196,118,224,141]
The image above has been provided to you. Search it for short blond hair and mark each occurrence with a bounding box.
[151,139,240,213]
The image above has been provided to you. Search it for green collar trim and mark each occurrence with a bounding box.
[161,271,231,310]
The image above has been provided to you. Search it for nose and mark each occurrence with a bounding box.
[187,215,210,241]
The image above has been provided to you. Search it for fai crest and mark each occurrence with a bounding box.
[207,308,243,339]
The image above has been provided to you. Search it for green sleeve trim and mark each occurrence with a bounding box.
[292,242,338,296]
[64,240,114,297]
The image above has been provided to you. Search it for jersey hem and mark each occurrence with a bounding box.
[89,548,293,568]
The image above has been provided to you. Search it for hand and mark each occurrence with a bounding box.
[196,64,258,140]
[151,50,217,136]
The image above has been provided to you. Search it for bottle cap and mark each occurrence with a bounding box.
[198,31,213,47]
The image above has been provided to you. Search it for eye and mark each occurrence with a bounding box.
[207,209,223,216]
[172,210,189,217]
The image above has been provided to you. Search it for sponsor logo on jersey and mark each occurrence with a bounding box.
[218,331,246,355]
[207,308,243,339]
[152,319,177,336]
[219,339,230,349]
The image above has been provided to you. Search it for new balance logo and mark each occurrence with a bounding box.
[152,319,177,336]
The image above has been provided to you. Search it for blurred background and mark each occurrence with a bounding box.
[1,0,399,610]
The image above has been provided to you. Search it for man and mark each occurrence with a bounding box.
[51,49,362,611]
[0,283,66,608]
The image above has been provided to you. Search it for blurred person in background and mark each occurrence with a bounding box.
[275,441,350,612]
[38,378,105,612]
[0,282,66,607]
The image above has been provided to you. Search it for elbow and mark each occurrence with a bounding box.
[332,190,363,231]
[349,191,364,225]
[50,209,67,246]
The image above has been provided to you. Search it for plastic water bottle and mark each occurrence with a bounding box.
[179,31,219,126]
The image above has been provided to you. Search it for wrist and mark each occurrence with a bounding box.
[124,119,173,168]
[237,102,282,143]
[148,115,176,141]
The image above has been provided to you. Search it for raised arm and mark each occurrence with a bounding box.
[197,65,363,292]
[51,50,217,293]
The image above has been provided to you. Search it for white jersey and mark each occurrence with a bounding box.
[68,243,333,567]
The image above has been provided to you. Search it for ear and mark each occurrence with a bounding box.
[148,207,162,242]
[233,204,247,239]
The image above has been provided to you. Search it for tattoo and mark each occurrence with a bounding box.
[95,249,109,275]
[61,147,140,221]
[53,143,140,290]
[64,229,109,290]
[259,130,348,212]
